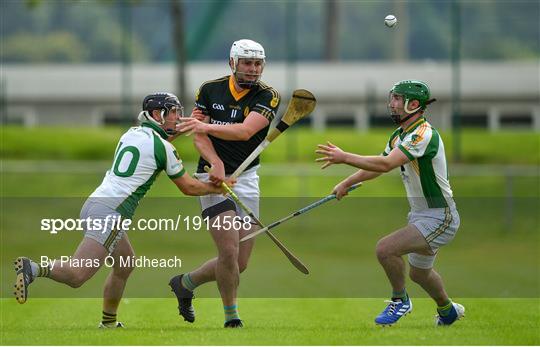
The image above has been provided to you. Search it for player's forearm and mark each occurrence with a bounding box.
[206,124,252,141]
[176,176,220,196]
[182,180,219,196]
[193,134,223,166]
[342,169,381,187]
[343,153,391,172]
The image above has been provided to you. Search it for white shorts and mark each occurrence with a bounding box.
[80,199,126,253]
[407,205,460,269]
[195,165,260,220]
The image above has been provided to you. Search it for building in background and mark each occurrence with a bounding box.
[1,0,539,131]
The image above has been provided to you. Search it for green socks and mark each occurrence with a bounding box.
[392,289,409,302]
[437,299,453,316]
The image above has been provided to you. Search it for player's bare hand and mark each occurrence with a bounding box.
[223,177,236,187]
[315,141,346,169]
[179,117,208,136]
[219,177,237,195]
[208,162,225,186]
[332,181,350,201]
[190,108,206,121]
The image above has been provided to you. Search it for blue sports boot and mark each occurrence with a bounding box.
[436,302,465,326]
[375,298,413,326]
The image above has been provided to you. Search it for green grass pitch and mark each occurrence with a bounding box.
[1,126,539,165]
[2,298,539,345]
[1,127,539,345]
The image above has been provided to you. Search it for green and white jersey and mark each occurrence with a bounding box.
[90,122,185,218]
[383,117,454,211]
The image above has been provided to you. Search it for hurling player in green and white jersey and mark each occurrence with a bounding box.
[316,80,464,327]
[14,93,227,328]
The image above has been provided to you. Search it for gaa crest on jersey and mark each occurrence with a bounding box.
[270,96,279,108]
[244,107,249,117]
[212,103,225,111]
[411,134,423,145]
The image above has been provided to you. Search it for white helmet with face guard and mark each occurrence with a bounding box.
[229,39,266,89]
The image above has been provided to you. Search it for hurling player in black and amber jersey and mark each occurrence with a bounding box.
[170,39,280,328]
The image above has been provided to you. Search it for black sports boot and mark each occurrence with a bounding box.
[224,319,243,328]
[169,274,195,323]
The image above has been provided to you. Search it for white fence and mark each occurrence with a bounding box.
[3,62,539,130]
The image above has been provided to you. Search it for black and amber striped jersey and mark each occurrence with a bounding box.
[194,75,280,174]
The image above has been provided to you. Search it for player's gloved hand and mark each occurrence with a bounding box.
[332,181,350,201]
[315,141,346,169]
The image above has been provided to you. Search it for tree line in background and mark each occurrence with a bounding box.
[1,0,539,63]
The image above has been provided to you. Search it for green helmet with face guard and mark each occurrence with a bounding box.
[391,80,432,114]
